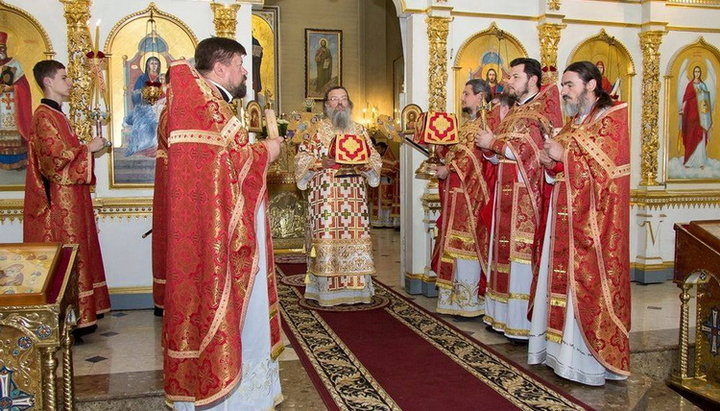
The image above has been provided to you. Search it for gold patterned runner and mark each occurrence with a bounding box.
[277,265,591,411]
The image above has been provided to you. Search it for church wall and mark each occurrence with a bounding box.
[265,0,363,113]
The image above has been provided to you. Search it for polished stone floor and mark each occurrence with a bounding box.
[73,229,702,410]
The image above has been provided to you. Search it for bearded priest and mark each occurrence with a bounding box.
[294,86,382,307]
[529,61,630,386]
[163,37,284,409]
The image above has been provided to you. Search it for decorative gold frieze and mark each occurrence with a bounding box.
[631,189,720,209]
[547,0,561,11]
[426,15,451,111]
[60,0,93,142]
[94,197,153,219]
[210,2,241,39]
[538,23,564,84]
[638,30,665,186]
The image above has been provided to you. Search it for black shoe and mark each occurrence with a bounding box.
[154,307,164,317]
[73,324,98,340]
[97,313,104,319]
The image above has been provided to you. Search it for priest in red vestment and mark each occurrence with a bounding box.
[475,58,563,340]
[0,32,32,170]
[23,60,111,330]
[163,37,283,409]
[430,79,497,317]
[151,103,168,316]
[370,141,400,228]
[529,61,630,386]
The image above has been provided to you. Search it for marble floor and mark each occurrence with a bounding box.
[73,229,703,410]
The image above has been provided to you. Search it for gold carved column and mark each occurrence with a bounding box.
[60,0,93,141]
[537,22,564,84]
[426,15,450,111]
[210,2,241,39]
[638,30,665,186]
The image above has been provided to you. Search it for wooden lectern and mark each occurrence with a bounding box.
[0,243,79,410]
[669,220,720,405]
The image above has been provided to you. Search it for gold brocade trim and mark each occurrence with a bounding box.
[550,296,567,307]
[304,293,373,306]
[156,149,167,159]
[405,272,437,283]
[546,329,563,343]
[270,342,284,361]
[486,289,530,302]
[436,306,484,317]
[168,130,226,147]
[510,257,532,265]
[483,314,530,337]
[443,250,479,261]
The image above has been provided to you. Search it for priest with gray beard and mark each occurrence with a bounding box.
[294,86,382,307]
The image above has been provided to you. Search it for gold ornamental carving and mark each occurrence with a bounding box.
[426,16,451,111]
[538,23,564,84]
[210,2,241,39]
[60,0,93,142]
[547,0,561,11]
[638,30,665,186]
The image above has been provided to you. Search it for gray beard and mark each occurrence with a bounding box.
[0,52,6,60]
[563,91,590,117]
[328,108,351,130]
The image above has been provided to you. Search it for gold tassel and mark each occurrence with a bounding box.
[304,273,311,284]
[309,245,317,258]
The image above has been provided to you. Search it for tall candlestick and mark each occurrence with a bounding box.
[94,20,100,53]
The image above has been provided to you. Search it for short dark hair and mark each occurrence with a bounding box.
[510,57,542,89]
[497,93,517,108]
[564,61,613,110]
[194,37,246,74]
[33,60,66,90]
[465,79,492,103]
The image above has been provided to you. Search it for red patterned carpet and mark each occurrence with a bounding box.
[277,263,593,411]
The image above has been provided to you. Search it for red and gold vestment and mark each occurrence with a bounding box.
[370,146,399,226]
[431,113,499,292]
[162,61,282,405]
[485,86,563,307]
[538,102,631,375]
[151,107,168,310]
[23,103,110,327]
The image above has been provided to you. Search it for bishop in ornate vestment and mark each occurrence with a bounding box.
[163,38,283,409]
[475,58,563,340]
[294,86,382,307]
[430,79,497,317]
[23,60,111,329]
[529,61,630,385]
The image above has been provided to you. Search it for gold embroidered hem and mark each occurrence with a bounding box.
[308,237,376,277]
[304,294,374,307]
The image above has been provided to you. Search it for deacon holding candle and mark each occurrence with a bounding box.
[294,86,382,307]
[23,60,111,334]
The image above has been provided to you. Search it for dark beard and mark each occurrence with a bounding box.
[461,106,473,115]
[230,82,247,99]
